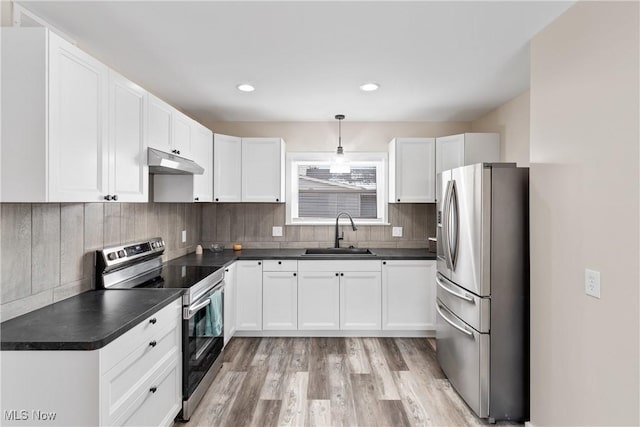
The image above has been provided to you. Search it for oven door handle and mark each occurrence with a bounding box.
[184,298,212,320]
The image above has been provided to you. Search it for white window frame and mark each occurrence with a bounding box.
[286,152,388,225]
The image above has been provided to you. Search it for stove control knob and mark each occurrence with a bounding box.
[107,252,117,261]
[151,242,157,249]
[117,250,126,258]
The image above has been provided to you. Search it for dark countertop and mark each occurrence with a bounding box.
[166,248,436,267]
[1,289,184,351]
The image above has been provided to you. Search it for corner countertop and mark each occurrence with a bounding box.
[166,247,436,267]
[1,289,184,351]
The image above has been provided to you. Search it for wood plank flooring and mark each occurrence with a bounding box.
[184,338,522,427]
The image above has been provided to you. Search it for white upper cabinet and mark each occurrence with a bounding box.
[435,133,500,174]
[388,138,436,203]
[147,94,173,154]
[147,94,194,159]
[191,122,213,202]
[213,134,242,202]
[241,137,285,203]
[1,28,138,202]
[109,70,148,202]
[171,110,191,158]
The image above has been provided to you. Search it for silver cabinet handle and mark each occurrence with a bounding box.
[436,303,473,338]
[436,275,474,303]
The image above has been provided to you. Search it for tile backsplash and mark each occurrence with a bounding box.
[0,202,202,321]
[1,201,434,321]
[201,203,436,250]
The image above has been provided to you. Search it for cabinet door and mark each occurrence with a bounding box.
[241,137,283,203]
[392,138,436,203]
[298,272,340,330]
[147,94,172,153]
[48,33,109,202]
[213,134,242,202]
[191,123,213,202]
[108,70,148,202]
[263,271,298,330]
[235,261,263,331]
[435,134,465,174]
[340,272,382,330]
[382,260,436,330]
[171,111,191,158]
[224,263,236,346]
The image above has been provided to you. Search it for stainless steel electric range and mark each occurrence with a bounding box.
[96,238,224,421]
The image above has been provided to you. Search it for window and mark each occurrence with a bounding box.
[286,152,387,225]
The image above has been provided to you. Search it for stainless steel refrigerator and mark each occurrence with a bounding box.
[436,163,529,423]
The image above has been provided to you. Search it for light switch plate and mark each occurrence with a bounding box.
[585,269,601,298]
[181,230,187,243]
[272,226,283,237]
[392,227,403,237]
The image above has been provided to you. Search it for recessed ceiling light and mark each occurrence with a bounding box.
[236,83,255,92]
[359,82,380,92]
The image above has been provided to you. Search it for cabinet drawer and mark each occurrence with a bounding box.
[298,260,381,272]
[111,350,182,427]
[102,320,181,421]
[262,260,297,272]
[101,298,181,374]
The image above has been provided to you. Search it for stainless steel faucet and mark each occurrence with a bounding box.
[334,212,358,248]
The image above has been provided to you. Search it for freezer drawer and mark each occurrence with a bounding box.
[436,273,490,333]
[436,299,489,418]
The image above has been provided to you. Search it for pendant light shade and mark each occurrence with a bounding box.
[330,114,351,174]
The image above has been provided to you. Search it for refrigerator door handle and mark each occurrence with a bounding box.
[442,180,453,270]
[450,180,460,270]
[436,302,474,338]
[436,274,474,303]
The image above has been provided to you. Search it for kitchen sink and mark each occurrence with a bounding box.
[304,248,374,256]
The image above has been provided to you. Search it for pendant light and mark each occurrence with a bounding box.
[330,114,351,174]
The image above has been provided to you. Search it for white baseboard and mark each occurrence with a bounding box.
[525,421,535,427]
[234,330,436,338]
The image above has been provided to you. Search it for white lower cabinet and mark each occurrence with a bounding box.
[340,272,382,330]
[382,260,437,330]
[235,260,263,331]
[262,271,298,330]
[0,298,182,427]
[297,271,340,330]
[223,262,237,347]
[297,260,382,331]
[231,258,436,335]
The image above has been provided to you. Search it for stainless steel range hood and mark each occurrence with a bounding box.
[148,148,204,175]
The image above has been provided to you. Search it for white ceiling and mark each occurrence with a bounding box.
[18,1,573,123]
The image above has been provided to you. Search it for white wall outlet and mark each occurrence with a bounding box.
[392,227,403,237]
[585,269,601,298]
[181,230,187,243]
[272,226,283,237]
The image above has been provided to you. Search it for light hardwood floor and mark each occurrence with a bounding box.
[184,337,523,427]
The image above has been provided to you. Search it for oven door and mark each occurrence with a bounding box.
[183,281,224,399]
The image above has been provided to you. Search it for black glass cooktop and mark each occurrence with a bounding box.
[132,265,222,289]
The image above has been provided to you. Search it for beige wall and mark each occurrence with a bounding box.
[0,202,202,321]
[205,121,470,152]
[0,0,13,27]
[471,90,530,166]
[529,2,639,425]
